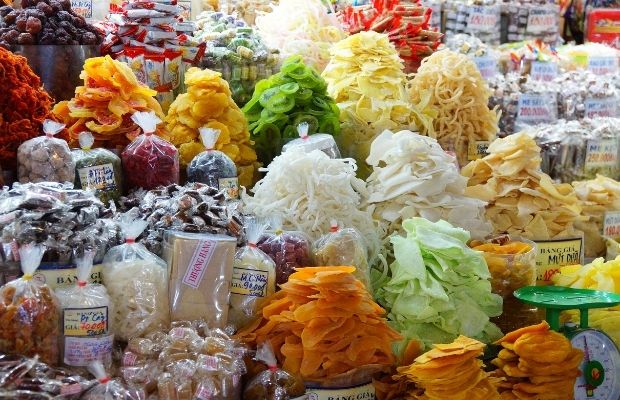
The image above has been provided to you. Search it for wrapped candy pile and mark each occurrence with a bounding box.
[53,56,165,149]
[445,33,499,79]
[443,0,501,45]
[322,31,433,178]
[194,11,278,106]
[243,56,340,167]
[463,132,583,240]
[365,130,491,244]
[165,67,259,187]
[0,47,53,172]
[255,0,346,72]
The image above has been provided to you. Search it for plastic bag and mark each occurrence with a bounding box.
[121,111,179,191]
[17,120,75,184]
[82,361,141,400]
[56,250,113,368]
[0,243,60,365]
[228,218,276,330]
[243,342,305,400]
[187,127,239,198]
[257,217,311,286]
[281,122,341,159]
[102,212,169,342]
[72,131,123,204]
[312,221,370,290]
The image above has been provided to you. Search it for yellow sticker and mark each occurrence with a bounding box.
[305,382,375,400]
[534,237,583,283]
[63,306,108,336]
[467,141,491,161]
[219,177,240,199]
[33,264,103,290]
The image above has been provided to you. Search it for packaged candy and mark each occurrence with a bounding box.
[17,120,75,184]
[187,127,239,198]
[281,122,341,159]
[312,221,370,290]
[72,131,123,205]
[82,361,141,400]
[242,342,306,400]
[257,217,311,286]
[103,213,170,342]
[228,218,276,330]
[0,243,60,365]
[122,111,179,191]
[56,250,114,369]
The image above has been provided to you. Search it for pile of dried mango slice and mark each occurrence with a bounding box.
[492,322,583,400]
[463,132,582,240]
[164,67,259,187]
[235,266,401,383]
[243,55,340,167]
[53,55,165,149]
[393,336,500,400]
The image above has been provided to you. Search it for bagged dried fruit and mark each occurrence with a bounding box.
[122,111,179,191]
[55,250,113,369]
[72,131,123,205]
[103,213,170,342]
[0,243,60,365]
[165,67,259,188]
[187,127,238,199]
[0,47,53,172]
[17,119,75,184]
[229,218,277,330]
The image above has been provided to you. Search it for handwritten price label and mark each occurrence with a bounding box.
[526,7,558,33]
[530,62,558,82]
[467,140,491,161]
[474,56,498,79]
[517,93,558,126]
[585,138,619,173]
[604,211,620,237]
[588,56,619,75]
[70,0,92,18]
[467,5,499,31]
[534,237,583,283]
[585,97,619,119]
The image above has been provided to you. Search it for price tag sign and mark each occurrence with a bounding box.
[588,56,619,75]
[467,140,491,161]
[530,62,558,82]
[526,7,558,34]
[473,56,498,79]
[585,97,619,119]
[534,237,583,283]
[585,138,619,174]
[70,0,93,18]
[603,211,620,237]
[467,5,499,31]
[516,93,558,126]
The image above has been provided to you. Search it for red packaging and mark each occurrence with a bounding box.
[121,111,179,191]
[586,8,620,49]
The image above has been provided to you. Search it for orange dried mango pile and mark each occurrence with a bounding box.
[164,67,259,187]
[390,336,501,400]
[53,56,165,149]
[491,322,583,400]
[236,266,401,383]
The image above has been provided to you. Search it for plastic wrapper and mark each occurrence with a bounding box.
[228,218,276,330]
[0,243,59,365]
[122,111,179,191]
[164,231,236,326]
[72,132,123,205]
[120,325,246,399]
[17,120,75,184]
[281,122,341,159]
[312,221,369,290]
[498,40,560,77]
[487,72,522,137]
[187,127,238,198]
[554,70,619,121]
[502,3,561,44]
[82,361,140,400]
[242,342,305,400]
[56,250,113,368]
[444,0,501,45]
[102,213,170,342]
[257,218,311,286]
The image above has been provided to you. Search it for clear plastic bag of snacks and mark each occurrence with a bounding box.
[121,111,179,191]
[81,361,141,400]
[0,243,60,365]
[281,122,341,159]
[187,127,238,198]
[102,213,169,342]
[229,217,276,330]
[56,250,113,368]
[312,221,370,290]
[17,120,75,184]
[257,217,312,286]
[243,342,306,400]
[72,131,123,204]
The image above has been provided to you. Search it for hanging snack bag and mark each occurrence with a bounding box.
[121,111,179,191]
[257,217,312,286]
[82,361,141,400]
[72,131,123,204]
[312,221,370,290]
[56,250,113,369]
[281,122,341,159]
[243,342,306,400]
[17,119,75,184]
[228,218,276,330]
[187,127,239,198]
[103,212,169,342]
[0,243,60,365]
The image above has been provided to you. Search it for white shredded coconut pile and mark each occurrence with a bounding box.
[365,130,492,241]
[242,148,381,265]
